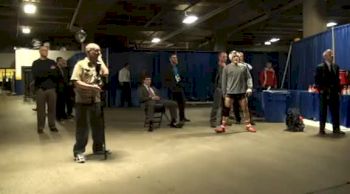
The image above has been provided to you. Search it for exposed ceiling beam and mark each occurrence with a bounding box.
[227,0,303,38]
[149,0,242,47]
[247,30,299,35]
[70,0,119,39]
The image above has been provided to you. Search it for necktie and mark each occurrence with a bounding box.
[147,86,154,97]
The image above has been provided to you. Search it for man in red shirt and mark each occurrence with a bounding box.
[259,62,277,89]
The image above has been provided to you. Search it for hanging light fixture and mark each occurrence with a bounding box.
[182,11,198,24]
[23,3,37,14]
[151,37,161,43]
[270,38,280,42]
[326,22,337,27]
[22,26,31,34]
[264,41,271,45]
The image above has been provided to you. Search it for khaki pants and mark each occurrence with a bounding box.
[36,88,56,130]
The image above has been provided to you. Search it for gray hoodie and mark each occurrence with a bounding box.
[222,62,253,96]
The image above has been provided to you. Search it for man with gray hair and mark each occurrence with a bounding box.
[32,46,58,133]
[315,49,345,136]
[71,43,109,163]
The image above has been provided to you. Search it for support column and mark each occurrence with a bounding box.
[303,0,327,38]
[214,30,228,52]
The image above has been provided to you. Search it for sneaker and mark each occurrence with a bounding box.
[50,127,59,132]
[215,125,226,133]
[333,130,346,136]
[246,124,256,133]
[93,150,105,155]
[74,153,86,163]
[181,118,191,122]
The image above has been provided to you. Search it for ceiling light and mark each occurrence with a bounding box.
[151,38,161,43]
[270,38,280,42]
[264,41,271,45]
[182,15,198,24]
[22,26,31,34]
[326,22,337,27]
[23,3,37,14]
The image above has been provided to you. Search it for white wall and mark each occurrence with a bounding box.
[15,49,79,80]
[0,53,15,68]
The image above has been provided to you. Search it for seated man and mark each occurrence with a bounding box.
[138,74,183,131]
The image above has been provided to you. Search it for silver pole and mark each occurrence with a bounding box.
[331,26,335,63]
[281,41,293,89]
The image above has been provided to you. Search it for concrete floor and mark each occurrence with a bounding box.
[0,94,349,194]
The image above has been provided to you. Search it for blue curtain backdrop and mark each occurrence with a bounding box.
[334,24,350,70]
[289,31,332,90]
[103,51,286,107]
[288,24,350,90]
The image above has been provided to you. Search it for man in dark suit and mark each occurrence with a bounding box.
[210,52,227,128]
[315,49,345,136]
[164,53,190,122]
[138,74,183,132]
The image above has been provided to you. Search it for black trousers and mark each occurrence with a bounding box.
[66,85,75,116]
[73,103,104,156]
[170,89,186,121]
[319,91,340,131]
[56,90,67,120]
[120,82,132,107]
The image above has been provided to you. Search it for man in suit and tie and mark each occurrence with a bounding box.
[139,74,183,132]
[315,49,345,136]
[164,53,190,122]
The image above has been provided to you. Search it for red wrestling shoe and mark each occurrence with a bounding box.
[246,124,256,133]
[215,125,226,133]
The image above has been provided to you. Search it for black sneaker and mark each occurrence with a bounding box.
[319,130,326,136]
[183,118,191,122]
[50,127,59,132]
[93,150,105,155]
[148,121,154,132]
[170,121,183,128]
[37,129,44,134]
[333,130,346,136]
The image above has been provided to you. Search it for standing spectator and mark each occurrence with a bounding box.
[315,49,345,136]
[118,63,132,107]
[71,43,109,163]
[56,57,69,121]
[32,46,58,133]
[209,51,227,128]
[259,62,277,89]
[238,52,255,125]
[164,53,190,122]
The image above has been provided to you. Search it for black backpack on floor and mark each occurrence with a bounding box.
[286,108,305,132]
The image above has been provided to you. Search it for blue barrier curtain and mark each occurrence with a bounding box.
[334,24,350,69]
[290,31,332,90]
[66,51,287,107]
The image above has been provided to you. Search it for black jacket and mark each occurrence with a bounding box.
[164,64,185,92]
[315,62,340,93]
